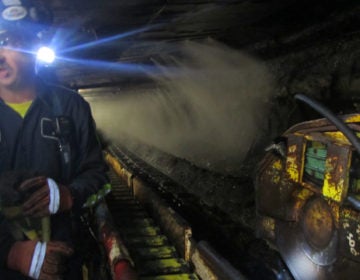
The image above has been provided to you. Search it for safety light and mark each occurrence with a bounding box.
[36,46,56,64]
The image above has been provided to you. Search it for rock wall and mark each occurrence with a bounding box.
[87,5,360,232]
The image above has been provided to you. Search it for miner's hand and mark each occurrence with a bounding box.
[7,240,73,280]
[18,176,73,217]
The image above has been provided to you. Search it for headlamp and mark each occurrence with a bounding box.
[0,33,56,65]
[36,46,55,64]
[0,1,55,68]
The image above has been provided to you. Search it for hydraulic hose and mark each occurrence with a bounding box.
[347,195,360,211]
[294,94,360,155]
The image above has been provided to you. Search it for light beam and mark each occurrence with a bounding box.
[57,56,175,76]
[59,25,160,55]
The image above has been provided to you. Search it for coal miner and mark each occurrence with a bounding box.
[0,1,110,279]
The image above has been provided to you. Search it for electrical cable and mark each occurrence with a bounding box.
[295,93,360,155]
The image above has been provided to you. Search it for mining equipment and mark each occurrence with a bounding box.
[256,94,360,279]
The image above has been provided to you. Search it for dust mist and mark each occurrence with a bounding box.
[88,40,274,176]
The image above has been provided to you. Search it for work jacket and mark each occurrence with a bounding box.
[0,78,109,266]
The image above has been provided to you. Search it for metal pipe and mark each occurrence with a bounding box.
[194,240,247,280]
[94,202,137,280]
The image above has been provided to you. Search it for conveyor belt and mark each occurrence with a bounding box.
[106,169,200,280]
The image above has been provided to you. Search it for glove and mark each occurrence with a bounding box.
[7,240,73,280]
[114,260,138,280]
[18,176,73,217]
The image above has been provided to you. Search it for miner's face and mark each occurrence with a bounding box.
[0,32,37,89]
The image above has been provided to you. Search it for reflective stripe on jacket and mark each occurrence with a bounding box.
[0,78,109,266]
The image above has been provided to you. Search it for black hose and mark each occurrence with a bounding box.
[347,195,360,211]
[294,94,360,155]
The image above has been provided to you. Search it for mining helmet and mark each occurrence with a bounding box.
[0,0,52,38]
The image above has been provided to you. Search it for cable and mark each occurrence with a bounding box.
[294,93,360,155]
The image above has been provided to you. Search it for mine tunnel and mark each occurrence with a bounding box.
[1,0,360,279]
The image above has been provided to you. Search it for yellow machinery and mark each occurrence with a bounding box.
[256,95,360,279]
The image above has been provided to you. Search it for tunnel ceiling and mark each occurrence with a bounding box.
[38,0,359,89]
